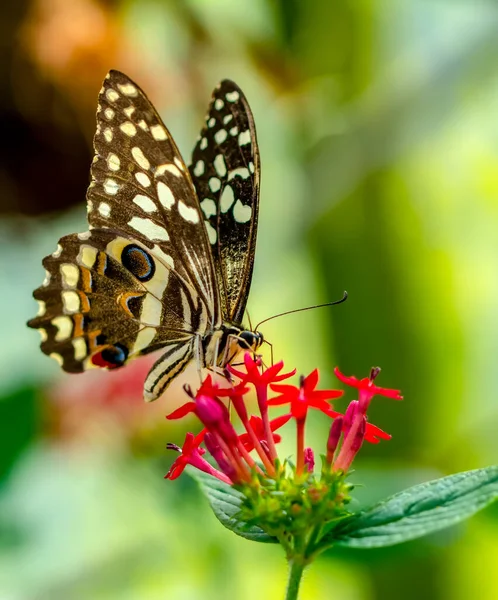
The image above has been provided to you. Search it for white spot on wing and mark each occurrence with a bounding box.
[78,231,91,240]
[204,220,217,244]
[220,185,235,212]
[128,217,169,241]
[194,160,204,177]
[77,246,98,268]
[72,338,87,361]
[157,182,175,209]
[238,130,251,146]
[133,194,157,213]
[233,200,252,223]
[214,129,227,144]
[201,198,217,218]
[50,353,64,367]
[132,147,150,170]
[124,106,135,118]
[223,114,233,125]
[107,153,120,171]
[152,245,175,268]
[174,157,184,171]
[200,137,208,150]
[208,117,216,128]
[60,263,79,288]
[138,120,148,131]
[117,83,138,96]
[214,155,227,177]
[156,164,181,177]
[249,161,255,173]
[62,290,81,314]
[104,108,114,120]
[52,244,63,258]
[226,90,239,102]
[120,121,137,137]
[135,172,151,187]
[36,300,46,316]
[228,167,250,180]
[178,200,200,223]
[209,177,221,192]
[106,89,120,102]
[151,124,168,140]
[52,315,73,341]
[103,128,113,142]
[229,126,238,136]
[214,98,224,110]
[104,179,120,195]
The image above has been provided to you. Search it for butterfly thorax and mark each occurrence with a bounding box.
[204,323,263,368]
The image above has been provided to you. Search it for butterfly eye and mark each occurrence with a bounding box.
[121,245,155,282]
[91,343,129,368]
[239,330,256,349]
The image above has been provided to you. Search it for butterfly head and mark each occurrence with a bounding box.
[237,329,264,352]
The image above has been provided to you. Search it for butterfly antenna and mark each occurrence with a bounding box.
[254,291,348,330]
[246,309,253,331]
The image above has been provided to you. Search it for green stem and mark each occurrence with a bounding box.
[285,559,305,600]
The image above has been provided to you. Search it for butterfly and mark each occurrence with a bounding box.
[27,70,263,402]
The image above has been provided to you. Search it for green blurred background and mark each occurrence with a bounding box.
[1,0,497,598]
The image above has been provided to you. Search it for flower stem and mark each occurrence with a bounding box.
[285,559,305,600]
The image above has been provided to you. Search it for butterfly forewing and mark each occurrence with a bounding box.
[189,80,260,325]
[89,70,218,317]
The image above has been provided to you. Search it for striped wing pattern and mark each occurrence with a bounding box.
[189,80,260,325]
[28,71,260,402]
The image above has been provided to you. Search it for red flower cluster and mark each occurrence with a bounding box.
[165,354,402,484]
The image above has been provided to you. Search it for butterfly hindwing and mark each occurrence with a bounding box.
[189,80,260,325]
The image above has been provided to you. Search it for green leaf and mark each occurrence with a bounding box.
[188,469,278,544]
[322,466,498,549]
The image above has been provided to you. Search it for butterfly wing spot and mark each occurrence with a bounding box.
[77,231,91,240]
[131,147,150,170]
[38,328,48,342]
[173,157,185,172]
[194,160,205,177]
[228,167,250,180]
[107,153,120,171]
[103,128,113,142]
[72,338,87,361]
[214,154,227,177]
[249,161,255,173]
[156,163,182,178]
[98,202,111,217]
[152,245,175,269]
[204,220,217,245]
[229,126,238,136]
[62,290,81,314]
[50,352,64,367]
[120,121,137,137]
[138,120,149,132]
[201,198,216,218]
[133,194,157,213]
[214,129,228,145]
[52,315,73,341]
[214,98,224,110]
[117,83,138,97]
[209,177,221,193]
[124,106,135,118]
[106,88,120,102]
[104,108,115,120]
[200,137,208,150]
[133,326,157,354]
[150,124,168,140]
[157,182,175,209]
[52,244,63,259]
[220,185,235,213]
[233,200,252,223]
[225,90,240,102]
[60,263,79,288]
[135,172,151,187]
[36,300,46,316]
[77,245,98,269]
[208,117,216,128]
[121,244,156,282]
[42,270,51,286]
[103,179,120,195]
[223,114,233,125]
[128,217,170,241]
[238,130,251,146]
[178,200,200,224]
